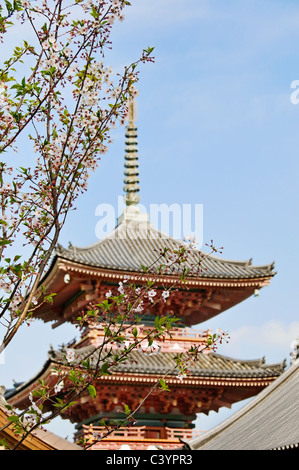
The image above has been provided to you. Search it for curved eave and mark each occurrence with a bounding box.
[32,254,274,326]
[5,345,286,404]
[6,353,284,412]
[55,246,275,281]
[53,255,275,286]
[54,216,275,281]
[38,253,275,296]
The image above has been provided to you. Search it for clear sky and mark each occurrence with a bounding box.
[1,0,299,439]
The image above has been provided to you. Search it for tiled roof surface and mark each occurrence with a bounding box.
[4,346,285,404]
[185,359,299,450]
[56,216,275,280]
[49,346,285,379]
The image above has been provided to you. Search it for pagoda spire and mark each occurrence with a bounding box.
[123,99,140,206]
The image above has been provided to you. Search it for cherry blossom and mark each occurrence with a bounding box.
[65,348,76,363]
[139,340,161,356]
[147,289,157,303]
[161,290,170,302]
[54,382,64,394]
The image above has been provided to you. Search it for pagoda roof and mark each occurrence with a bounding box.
[5,345,285,404]
[183,359,299,451]
[31,208,276,327]
[48,344,285,380]
[55,211,275,281]
[5,335,285,422]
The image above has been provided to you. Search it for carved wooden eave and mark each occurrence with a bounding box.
[6,369,280,422]
[33,255,274,327]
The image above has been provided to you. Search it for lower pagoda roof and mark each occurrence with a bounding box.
[5,338,286,436]
[49,345,286,380]
[5,345,285,408]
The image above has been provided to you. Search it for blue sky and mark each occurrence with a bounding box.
[1,0,299,438]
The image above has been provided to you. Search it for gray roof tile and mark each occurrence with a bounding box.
[56,217,275,280]
[49,346,285,379]
[184,360,299,450]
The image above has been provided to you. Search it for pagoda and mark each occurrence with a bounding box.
[5,101,285,450]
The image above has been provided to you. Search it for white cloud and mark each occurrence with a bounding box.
[216,321,299,363]
[232,321,299,347]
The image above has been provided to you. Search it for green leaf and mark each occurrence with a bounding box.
[159,378,170,392]
[80,358,90,370]
[144,46,155,55]
[44,293,57,303]
[88,384,96,398]
[100,362,111,375]
[0,239,11,246]
[63,401,77,410]
[90,5,99,19]
[7,415,19,423]
[123,403,131,415]
[54,397,64,407]
[132,327,138,338]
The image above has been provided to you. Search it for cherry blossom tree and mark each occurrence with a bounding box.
[0,0,153,350]
[0,0,228,450]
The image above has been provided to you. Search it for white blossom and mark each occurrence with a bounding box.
[176,373,187,382]
[65,348,76,363]
[161,290,170,302]
[29,392,42,415]
[139,340,160,356]
[54,382,64,393]
[147,289,156,303]
[118,282,124,294]
[133,301,144,313]
[21,0,31,8]
[42,40,50,50]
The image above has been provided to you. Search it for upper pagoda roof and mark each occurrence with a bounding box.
[54,98,275,283]
[55,208,275,281]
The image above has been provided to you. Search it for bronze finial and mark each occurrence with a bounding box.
[124,99,140,206]
[128,98,137,125]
